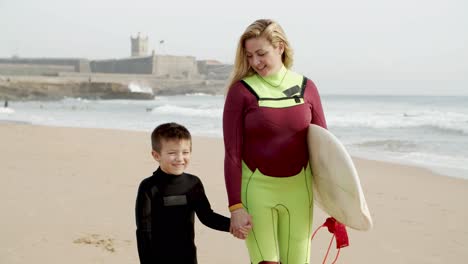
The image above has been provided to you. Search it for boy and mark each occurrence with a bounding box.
[135,122,248,264]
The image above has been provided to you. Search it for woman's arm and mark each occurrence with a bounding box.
[223,82,248,210]
[306,79,327,129]
[223,82,254,238]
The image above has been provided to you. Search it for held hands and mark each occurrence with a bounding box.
[230,208,253,240]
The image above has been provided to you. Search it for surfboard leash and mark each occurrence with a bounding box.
[311,217,349,264]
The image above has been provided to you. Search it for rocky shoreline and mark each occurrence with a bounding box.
[0,75,227,101]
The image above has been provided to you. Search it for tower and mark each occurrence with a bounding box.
[131,32,148,57]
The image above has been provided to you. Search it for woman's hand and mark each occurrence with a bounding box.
[230,208,253,239]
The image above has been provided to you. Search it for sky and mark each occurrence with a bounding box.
[0,0,467,95]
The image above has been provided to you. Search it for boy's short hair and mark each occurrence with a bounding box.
[151,122,192,152]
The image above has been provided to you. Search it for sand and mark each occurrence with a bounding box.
[1,123,467,264]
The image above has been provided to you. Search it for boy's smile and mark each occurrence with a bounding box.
[152,138,191,175]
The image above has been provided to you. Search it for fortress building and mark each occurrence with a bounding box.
[90,33,199,78]
[0,33,219,79]
[131,33,148,57]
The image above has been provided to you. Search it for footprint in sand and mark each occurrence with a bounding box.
[73,234,116,253]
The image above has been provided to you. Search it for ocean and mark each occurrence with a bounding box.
[1,94,467,179]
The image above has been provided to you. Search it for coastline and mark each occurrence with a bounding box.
[1,115,466,181]
[350,150,468,181]
[2,93,467,181]
[0,74,227,101]
[1,123,467,264]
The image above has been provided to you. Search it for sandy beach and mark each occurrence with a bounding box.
[1,123,467,264]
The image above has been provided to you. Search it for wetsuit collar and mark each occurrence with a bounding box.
[258,65,288,87]
[154,167,185,183]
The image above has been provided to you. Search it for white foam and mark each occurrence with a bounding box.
[350,148,468,180]
[328,109,468,134]
[150,104,222,118]
[128,82,154,94]
[0,108,15,114]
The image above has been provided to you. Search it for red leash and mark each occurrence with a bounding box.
[311,217,349,264]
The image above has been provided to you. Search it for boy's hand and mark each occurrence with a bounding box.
[231,224,251,239]
[238,224,252,237]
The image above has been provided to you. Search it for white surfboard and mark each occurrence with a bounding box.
[308,124,373,231]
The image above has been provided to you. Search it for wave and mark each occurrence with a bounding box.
[184,92,214,96]
[354,139,419,152]
[0,107,15,114]
[61,97,91,103]
[150,104,222,118]
[329,110,468,135]
[350,147,468,179]
[128,82,153,94]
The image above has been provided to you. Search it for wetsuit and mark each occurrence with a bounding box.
[223,66,327,264]
[135,167,230,264]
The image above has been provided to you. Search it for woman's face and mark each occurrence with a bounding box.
[245,36,284,77]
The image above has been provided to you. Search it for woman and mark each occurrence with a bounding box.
[223,19,327,264]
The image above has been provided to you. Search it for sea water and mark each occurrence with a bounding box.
[1,94,467,179]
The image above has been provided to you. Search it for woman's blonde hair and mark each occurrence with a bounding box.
[227,19,294,90]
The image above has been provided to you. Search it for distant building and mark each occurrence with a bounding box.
[90,54,199,78]
[131,33,148,57]
[0,33,231,80]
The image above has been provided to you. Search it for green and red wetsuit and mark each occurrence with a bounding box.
[223,66,327,264]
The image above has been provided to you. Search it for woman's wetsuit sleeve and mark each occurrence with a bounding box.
[306,79,327,129]
[135,181,154,264]
[193,180,230,231]
[223,82,248,209]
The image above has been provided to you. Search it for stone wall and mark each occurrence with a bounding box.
[78,60,91,73]
[90,56,154,74]
[0,63,76,76]
[89,55,200,78]
[197,60,233,80]
[0,56,210,80]
[153,55,199,78]
[0,58,90,74]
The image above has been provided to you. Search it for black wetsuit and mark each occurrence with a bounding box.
[135,167,230,264]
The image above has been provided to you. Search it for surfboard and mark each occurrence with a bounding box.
[307,124,373,231]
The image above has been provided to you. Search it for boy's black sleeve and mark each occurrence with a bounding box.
[192,180,230,232]
[135,181,154,264]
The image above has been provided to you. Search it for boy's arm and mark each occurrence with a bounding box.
[135,182,155,264]
[192,180,230,232]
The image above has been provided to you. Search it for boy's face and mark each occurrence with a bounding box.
[152,138,191,175]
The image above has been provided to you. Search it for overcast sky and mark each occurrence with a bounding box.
[1,0,467,95]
